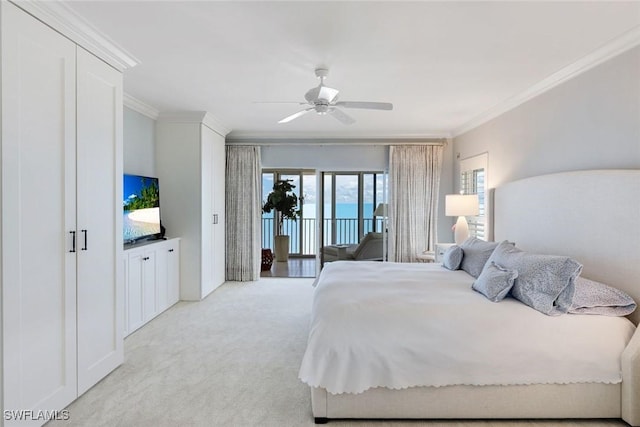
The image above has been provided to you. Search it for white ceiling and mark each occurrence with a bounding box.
[65,1,640,139]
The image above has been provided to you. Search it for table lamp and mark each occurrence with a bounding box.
[445,194,479,245]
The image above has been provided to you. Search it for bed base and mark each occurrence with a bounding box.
[310,322,640,425]
[311,382,622,419]
[312,324,640,426]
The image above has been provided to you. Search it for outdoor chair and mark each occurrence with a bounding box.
[321,232,384,263]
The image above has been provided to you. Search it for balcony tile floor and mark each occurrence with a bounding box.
[260,257,316,278]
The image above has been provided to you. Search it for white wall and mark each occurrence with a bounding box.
[453,46,640,192]
[124,107,156,176]
[261,144,388,170]
[261,143,455,245]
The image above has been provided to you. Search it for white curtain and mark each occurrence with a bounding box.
[225,146,262,281]
[388,145,444,262]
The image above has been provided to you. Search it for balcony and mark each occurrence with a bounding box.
[262,217,383,256]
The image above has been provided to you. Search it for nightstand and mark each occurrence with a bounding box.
[416,251,436,263]
[435,243,456,263]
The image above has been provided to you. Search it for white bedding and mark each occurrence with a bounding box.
[299,261,636,395]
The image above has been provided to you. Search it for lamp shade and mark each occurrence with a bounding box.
[445,194,479,216]
[373,203,388,217]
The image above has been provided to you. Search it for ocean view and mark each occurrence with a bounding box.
[263,202,377,219]
[262,202,383,253]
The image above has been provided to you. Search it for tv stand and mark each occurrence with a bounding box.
[124,236,166,249]
[123,237,180,335]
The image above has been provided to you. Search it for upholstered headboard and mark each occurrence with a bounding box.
[493,169,640,325]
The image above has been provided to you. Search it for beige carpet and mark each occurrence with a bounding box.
[49,278,626,427]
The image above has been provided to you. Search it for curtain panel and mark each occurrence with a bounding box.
[388,145,444,262]
[225,146,262,281]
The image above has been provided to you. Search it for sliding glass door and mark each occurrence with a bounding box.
[321,172,386,247]
[262,170,316,256]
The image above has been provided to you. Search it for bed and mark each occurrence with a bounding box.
[299,169,640,425]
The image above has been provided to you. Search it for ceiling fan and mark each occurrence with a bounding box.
[271,68,393,125]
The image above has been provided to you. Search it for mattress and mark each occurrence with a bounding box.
[299,261,636,395]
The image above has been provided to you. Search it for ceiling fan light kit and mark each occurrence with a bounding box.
[273,68,393,125]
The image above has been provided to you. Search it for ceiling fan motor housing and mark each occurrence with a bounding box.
[276,68,392,124]
[315,104,330,115]
[315,68,329,79]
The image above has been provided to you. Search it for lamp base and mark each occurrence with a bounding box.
[454,216,470,245]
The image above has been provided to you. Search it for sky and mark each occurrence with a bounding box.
[262,173,385,206]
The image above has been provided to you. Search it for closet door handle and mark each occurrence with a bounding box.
[213,214,218,224]
[69,231,76,253]
[81,229,88,251]
[143,256,150,261]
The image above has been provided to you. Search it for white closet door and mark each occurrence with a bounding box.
[1,2,78,417]
[76,47,124,395]
[211,131,226,287]
[200,126,215,298]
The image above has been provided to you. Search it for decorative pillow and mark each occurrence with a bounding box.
[472,261,518,302]
[486,241,582,315]
[459,237,501,278]
[569,276,637,316]
[442,245,463,270]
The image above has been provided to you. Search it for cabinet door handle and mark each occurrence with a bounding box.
[143,256,150,261]
[213,213,218,224]
[168,249,174,253]
[81,229,88,251]
[69,231,76,253]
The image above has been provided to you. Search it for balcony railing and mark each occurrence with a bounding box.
[262,217,384,255]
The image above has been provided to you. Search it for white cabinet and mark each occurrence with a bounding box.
[156,113,228,301]
[124,239,180,335]
[156,240,181,312]
[1,2,123,422]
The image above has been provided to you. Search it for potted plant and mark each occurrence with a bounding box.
[263,179,300,262]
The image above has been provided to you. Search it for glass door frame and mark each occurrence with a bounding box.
[319,170,387,250]
[262,169,316,257]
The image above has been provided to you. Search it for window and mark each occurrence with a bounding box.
[320,172,386,246]
[460,153,487,240]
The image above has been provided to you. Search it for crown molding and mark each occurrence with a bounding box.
[158,112,231,137]
[10,0,139,71]
[226,137,448,146]
[452,25,640,138]
[227,130,451,141]
[123,94,160,120]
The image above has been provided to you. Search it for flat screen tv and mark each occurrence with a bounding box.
[123,174,161,244]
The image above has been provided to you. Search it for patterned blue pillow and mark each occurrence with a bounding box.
[472,261,518,302]
[442,245,463,270]
[459,237,500,278]
[569,276,637,316]
[486,241,582,315]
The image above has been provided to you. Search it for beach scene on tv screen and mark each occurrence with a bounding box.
[123,175,160,241]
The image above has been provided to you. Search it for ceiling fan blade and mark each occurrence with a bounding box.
[305,85,340,103]
[253,101,307,104]
[335,101,393,110]
[319,86,339,102]
[329,108,355,125]
[278,108,314,124]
